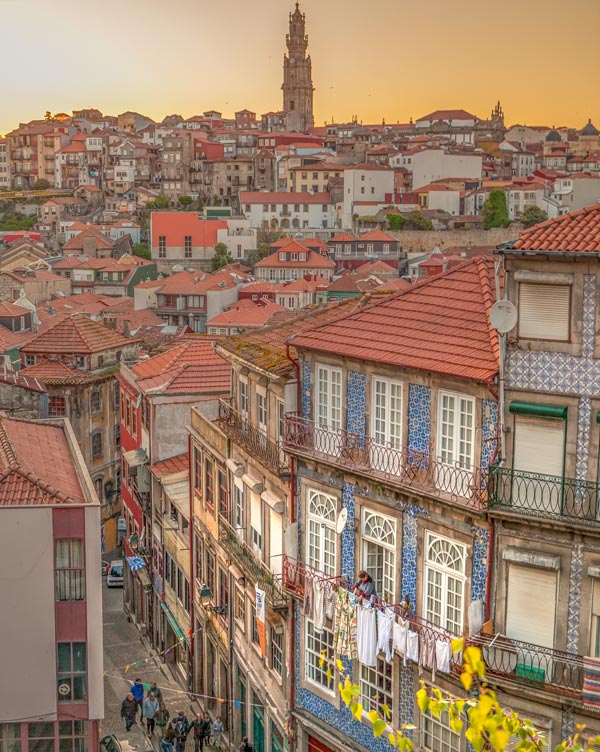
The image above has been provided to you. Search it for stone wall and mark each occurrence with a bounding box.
[390,226,520,254]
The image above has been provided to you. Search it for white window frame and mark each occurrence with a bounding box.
[360,656,393,721]
[257,392,267,436]
[371,377,403,474]
[422,711,461,752]
[238,377,248,416]
[436,391,475,469]
[424,532,466,635]
[315,364,342,456]
[361,509,397,602]
[305,620,335,692]
[306,488,337,575]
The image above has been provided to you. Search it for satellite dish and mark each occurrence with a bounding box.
[336,507,348,534]
[490,300,517,334]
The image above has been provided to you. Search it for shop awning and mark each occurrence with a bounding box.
[161,602,186,642]
[123,448,148,467]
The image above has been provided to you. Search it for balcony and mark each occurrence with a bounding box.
[219,518,287,609]
[488,464,600,527]
[216,399,288,476]
[283,415,486,509]
[470,632,583,698]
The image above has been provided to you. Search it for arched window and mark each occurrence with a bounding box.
[361,510,397,602]
[424,533,466,634]
[306,489,337,575]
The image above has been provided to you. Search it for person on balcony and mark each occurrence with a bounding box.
[353,570,376,603]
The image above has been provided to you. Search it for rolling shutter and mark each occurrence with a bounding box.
[506,564,556,648]
[518,283,570,340]
[513,417,564,478]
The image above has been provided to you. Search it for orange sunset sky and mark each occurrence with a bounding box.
[1,0,598,135]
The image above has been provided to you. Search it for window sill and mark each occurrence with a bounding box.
[300,676,339,707]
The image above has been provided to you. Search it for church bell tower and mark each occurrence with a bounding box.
[282,3,314,132]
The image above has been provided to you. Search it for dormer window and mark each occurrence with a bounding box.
[279,252,286,262]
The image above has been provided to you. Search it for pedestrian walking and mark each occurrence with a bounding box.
[171,711,190,752]
[212,717,224,749]
[131,678,145,718]
[162,726,177,752]
[191,714,204,752]
[200,713,211,749]
[148,681,163,702]
[144,691,160,735]
[120,693,138,732]
[156,701,170,731]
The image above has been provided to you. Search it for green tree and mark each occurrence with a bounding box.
[211,242,233,271]
[33,179,50,191]
[404,210,434,231]
[329,641,600,752]
[178,195,193,209]
[387,213,406,231]
[482,189,510,229]
[148,196,170,212]
[0,212,36,231]
[132,242,150,260]
[520,206,548,228]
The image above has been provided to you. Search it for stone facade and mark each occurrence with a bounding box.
[282,4,314,132]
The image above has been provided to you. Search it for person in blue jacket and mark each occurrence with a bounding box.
[131,678,145,718]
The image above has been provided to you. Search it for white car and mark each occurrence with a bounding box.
[107,560,124,587]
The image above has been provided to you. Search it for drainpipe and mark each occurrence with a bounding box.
[484,439,498,624]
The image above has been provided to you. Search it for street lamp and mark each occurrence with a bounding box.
[199,584,226,615]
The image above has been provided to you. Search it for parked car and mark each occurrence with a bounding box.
[107,560,124,587]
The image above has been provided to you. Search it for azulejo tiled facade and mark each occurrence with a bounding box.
[346,371,366,441]
[480,399,499,474]
[302,360,312,419]
[407,384,431,456]
[566,543,584,654]
[341,482,356,580]
[470,525,489,605]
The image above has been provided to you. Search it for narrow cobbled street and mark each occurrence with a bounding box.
[102,566,198,750]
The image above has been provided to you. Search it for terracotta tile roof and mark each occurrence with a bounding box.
[359,229,397,242]
[0,371,46,394]
[255,248,335,270]
[510,203,600,253]
[290,257,501,383]
[22,314,132,355]
[0,302,29,318]
[278,276,330,292]
[63,227,114,252]
[154,270,237,296]
[150,213,227,248]
[208,301,286,329]
[329,232,358,243]
[19,360,89,384]
[0,416,86,505]
[150,453,189,479]
[354,260,398,275]
[239,191,330,204]
[130,339,230,395]
[217,298,371,377]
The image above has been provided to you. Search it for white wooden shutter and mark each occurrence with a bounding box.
[518,283,570,340]
[506,564,556,648]
[250,491,262,535]
[513,417,564,477]
[269,509,283,576]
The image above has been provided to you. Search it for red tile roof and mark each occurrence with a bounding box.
[255,248,335,270]
[150,453,189,479]
[0,302,29,318]
[510,203,600,253]
[208,301,286,329]
[290,256,500,383]
[0,416,86,505]
[22,314,132,355]
[150,213,227,248]
[354,259,398,275]
[329,232,358,243]
[63,227,114,252]
[359,229,397,242]
[131,338,230,395]
[239,191,330,204]
[19,360,89,384]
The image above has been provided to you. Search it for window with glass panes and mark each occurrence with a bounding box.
[57,642,87,701]
[218,566,228,613]
[55,539,85,601]
[49,395,66,417]
[270,626,283,675]
[257,392,267,434]
[371,378,402,474]
[306,489,337,575]
[193,447,202,495]
[361,510,396,602]
[205,458,214,508]
[305,620,334,690]
[0,723,20,752]
[218,470,228,517]
[206,549,216,597]
[234,586,245,628]
[437,392,474,469]
[234,482,245,532]
[91,431,103,460]
[315,365,342,434]
[194,536,203,582]
[422,712,461,752]
[28,723,54,752]
[424,533,466,634]
[59,721,88,752]
[239,379,248,415]
[251,603,260,645]
[360,656,393,718]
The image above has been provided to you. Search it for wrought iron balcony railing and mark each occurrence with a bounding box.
[216,399,288,476]
[470,632,583,697]
[219,518,287,610]
[488,464,600,526]
[283,415,486,509]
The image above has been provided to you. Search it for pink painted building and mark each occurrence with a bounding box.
[0,415,104,751]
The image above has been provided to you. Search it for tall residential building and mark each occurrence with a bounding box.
[282,3,314,132]
[0,415,103,749]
